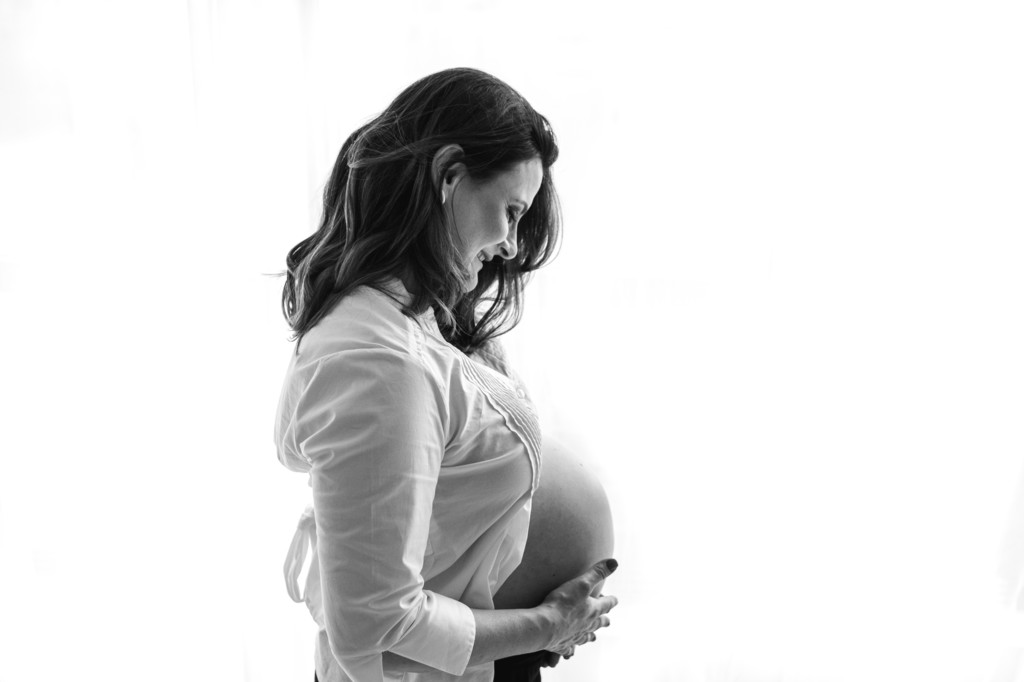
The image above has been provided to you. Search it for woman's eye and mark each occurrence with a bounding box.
[507,207,518,224]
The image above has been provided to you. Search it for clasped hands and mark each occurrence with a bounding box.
[537,558,619,668]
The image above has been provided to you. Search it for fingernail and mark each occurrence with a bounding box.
[606,558,618,572]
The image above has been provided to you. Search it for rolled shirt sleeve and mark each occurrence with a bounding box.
[294,347,476,680]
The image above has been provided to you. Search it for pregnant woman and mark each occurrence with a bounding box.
[275,68,618,682]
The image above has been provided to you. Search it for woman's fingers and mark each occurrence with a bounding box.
[593,593,618,614]
[571,623,602,644]
[577,559,618,595]
[540,651,561,668]
[543,560,620,655]
[584,614,611,633]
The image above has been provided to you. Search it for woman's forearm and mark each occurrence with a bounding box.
[383,606,553,673]
[467,606,553,667]
[383,558,615,673]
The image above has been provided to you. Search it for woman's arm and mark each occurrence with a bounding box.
[383,607,549,674]
[298,349,478,677]
[384,561,619,673]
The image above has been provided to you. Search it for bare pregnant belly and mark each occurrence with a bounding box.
[492,437,615,608]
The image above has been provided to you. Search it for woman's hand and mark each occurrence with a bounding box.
[537,650,562,668]
[537,559,619,655]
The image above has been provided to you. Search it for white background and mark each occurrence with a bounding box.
[1,1,1023,681]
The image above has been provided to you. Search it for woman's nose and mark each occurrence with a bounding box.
[498,230,518,260]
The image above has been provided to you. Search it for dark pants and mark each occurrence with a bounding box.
[493,650,549,681]
[314,650,549,681]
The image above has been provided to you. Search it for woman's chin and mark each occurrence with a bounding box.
[493,437,615,609]
[462,264,481,292]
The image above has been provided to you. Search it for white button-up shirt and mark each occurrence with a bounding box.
[276,281,542,682]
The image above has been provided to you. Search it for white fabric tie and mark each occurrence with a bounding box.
[284,505,317,604]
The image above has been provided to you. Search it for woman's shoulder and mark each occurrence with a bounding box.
[295,285,422,367]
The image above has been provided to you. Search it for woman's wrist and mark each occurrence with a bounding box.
[527,603,559,651]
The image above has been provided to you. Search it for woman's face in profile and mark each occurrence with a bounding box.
[443,157,543,291]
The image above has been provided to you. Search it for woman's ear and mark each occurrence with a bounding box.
[432,144,466,200]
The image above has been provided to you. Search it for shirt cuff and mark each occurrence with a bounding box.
[388,590,476,675]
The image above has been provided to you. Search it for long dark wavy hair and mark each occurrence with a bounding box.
[281,68,561,354]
